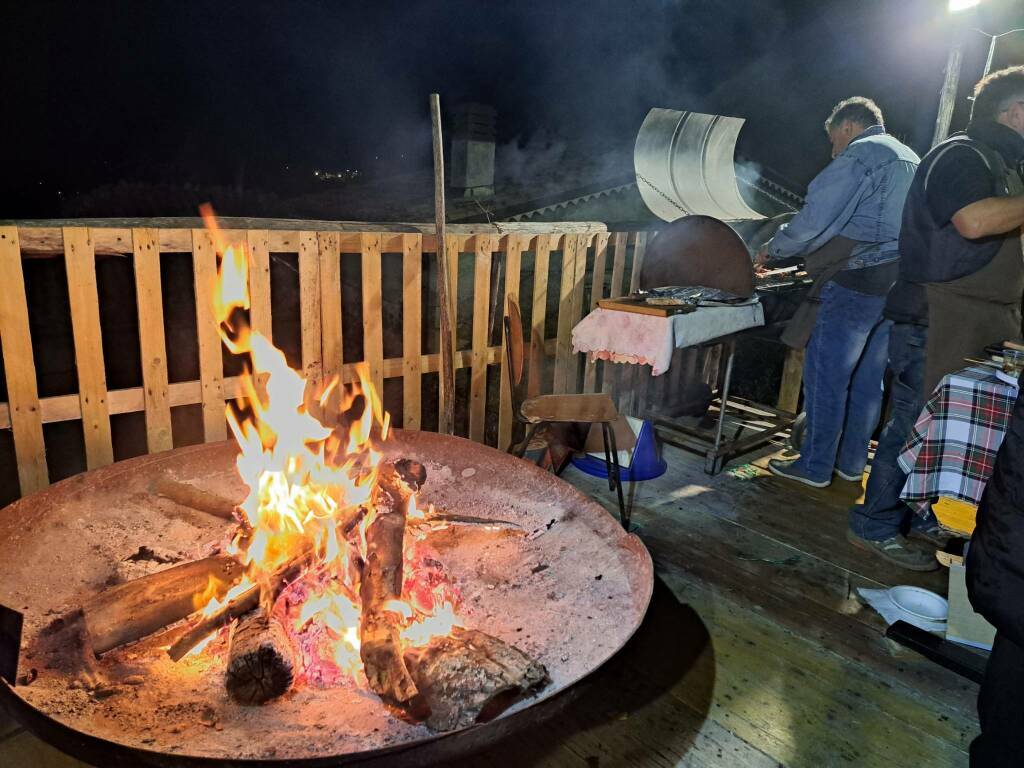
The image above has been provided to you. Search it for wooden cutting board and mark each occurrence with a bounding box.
[597,297,695,317]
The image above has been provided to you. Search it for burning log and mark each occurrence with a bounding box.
[358,459,426,704]
[42,555,245,657]
[167,551,315,662]
[403,627,549,731]
[167,582,259,662]
[151,475,240,521]
[225,610,295,705]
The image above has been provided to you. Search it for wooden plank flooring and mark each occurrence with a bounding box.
[0,444,978,767]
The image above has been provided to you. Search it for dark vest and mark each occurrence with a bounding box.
[886,130,1023,324]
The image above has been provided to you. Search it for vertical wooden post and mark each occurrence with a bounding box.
[528,234,552,398]
[629,231,648,293]
[245,229,273,342]
[401,233,423,430]
[553,234,578,394]
[583,232,609,393]
[361,233,384,397]
[431,93,455,435]
[317,232,342,384]
[297,231,323,386]
[469,235,494,442]
[192,229,227,442]
[603,232,629,401]
[132,228,173,453]
[64,227,114,468]
[0,227,48,493]
[498,234,525,451]
[777,347,805,414]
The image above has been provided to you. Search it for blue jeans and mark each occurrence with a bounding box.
[791,282,890,483]
[848,321,934,540]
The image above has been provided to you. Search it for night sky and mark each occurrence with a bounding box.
[3,0,1023,218]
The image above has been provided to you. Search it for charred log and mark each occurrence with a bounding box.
[151,476,240,521]
[48,555,245,657]
[358,459,425,704]
[225,609,294,705]
[403,627,549,731]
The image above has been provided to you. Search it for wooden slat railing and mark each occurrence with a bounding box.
[1,220,658,500]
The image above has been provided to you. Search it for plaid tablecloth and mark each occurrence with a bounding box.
[898,365,1019,512]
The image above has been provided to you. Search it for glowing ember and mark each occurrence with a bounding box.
[192,205,461,686]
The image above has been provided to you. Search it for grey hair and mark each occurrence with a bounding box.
[824,97,884,134]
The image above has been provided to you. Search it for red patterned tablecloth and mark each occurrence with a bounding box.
[898,365,1019,512]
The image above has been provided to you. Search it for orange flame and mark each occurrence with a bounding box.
[190,207,462,685]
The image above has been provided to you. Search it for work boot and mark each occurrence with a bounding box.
[767,458,830,488]
[846,528,938,572]
[908,519,952,549]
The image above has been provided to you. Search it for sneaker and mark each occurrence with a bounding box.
[834,467,863,482]
[845,528,939,572]
[767,458,830,488]
[908,521,952,549]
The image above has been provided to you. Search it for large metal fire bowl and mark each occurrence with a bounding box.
[0,431,653,766]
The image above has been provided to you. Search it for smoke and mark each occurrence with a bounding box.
[495,131,568,188]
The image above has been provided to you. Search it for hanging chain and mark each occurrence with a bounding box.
[635,172,690,216]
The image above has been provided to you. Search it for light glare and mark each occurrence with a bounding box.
[948,0,980,12]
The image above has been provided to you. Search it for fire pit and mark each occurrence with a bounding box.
[0,433,651,766]
[0,213,652,766]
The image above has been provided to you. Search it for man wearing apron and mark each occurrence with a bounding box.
[848,66,1024,572]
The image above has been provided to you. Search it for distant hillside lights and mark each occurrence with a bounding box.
[313,169,363,184]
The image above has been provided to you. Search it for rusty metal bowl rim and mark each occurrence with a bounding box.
[0,432,654,767]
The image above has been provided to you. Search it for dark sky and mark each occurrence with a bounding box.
[2,0,1022,217]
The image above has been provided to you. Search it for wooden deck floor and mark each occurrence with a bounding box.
[0,444,979,767]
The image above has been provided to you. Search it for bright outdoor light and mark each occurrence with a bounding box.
[948,0,981,12]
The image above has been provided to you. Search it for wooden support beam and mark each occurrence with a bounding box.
[431,94,456,436]
[498,234,526,451]
[132,228,173,453]
[191,229,226,442]
[602,232,629,400]
[317,232,343,383]
[10,221,608,256]
[553,234,579,394]
[297,231,323,385]
[360,232,384,396]
[583,232,609,394]
[245,229,272,342]
[528,233,552,398]
[0,226,48,493]
[468,235,494,442]
[777,347,805,415]
[629,231,648,293]
[63,228,114,468]
[401,234,423,430]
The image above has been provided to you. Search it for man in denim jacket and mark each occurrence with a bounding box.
[756,98,919,491]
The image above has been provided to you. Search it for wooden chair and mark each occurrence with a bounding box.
[503,296,629,528]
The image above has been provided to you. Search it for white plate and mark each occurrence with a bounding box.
[888,586,948,622]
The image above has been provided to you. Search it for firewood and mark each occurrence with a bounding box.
[167,550,314,662]
[403,627,549,731]
[74,555,244,656]
[167,582,260,662]
[358,459,425,704]
[225,609,295,705]
[151,475,239,520]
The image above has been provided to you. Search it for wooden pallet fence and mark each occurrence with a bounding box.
[0,222,621,499]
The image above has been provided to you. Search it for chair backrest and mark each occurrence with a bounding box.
[503,296,528,418]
